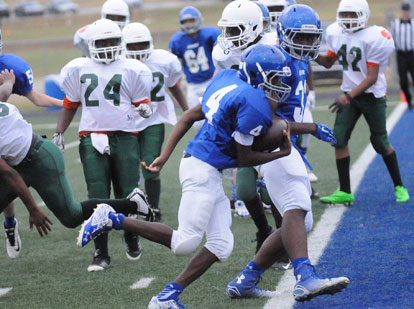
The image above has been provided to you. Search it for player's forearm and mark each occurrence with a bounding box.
[347,75,378,98]
[289,122,317,135]
[0,162,38,214]
[0,82,13,101]
[169,85,189,111]
[55,108,77,133]
[315,54,336,68]
[26,90,63,107]
[160,107,203,161]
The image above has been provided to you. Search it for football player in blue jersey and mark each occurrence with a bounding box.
[169,6,220,130]
[77,44,293,308]
[226,5,349,303]
[0,29,63,259]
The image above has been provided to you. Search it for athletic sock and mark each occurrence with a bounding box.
[145,178,160,209]
[246,261,265,275]
[292,257,313,280]
[382,151,403,187]
[157,281,183,301]
[336,156,351,193]
[4,216,16,229]
[108,213,124,230]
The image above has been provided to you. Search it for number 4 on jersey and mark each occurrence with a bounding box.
[205,85,237,124]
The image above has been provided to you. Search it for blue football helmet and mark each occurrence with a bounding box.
[277,4,323,60]
[254,1,271,33]
[239,44,291,103]
[179,6,203,34]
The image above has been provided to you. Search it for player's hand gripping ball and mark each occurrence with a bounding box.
[252,117,288,152]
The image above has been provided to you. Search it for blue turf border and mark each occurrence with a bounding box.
[294,109,414,308]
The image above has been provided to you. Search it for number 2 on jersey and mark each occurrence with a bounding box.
[81,73,122,107]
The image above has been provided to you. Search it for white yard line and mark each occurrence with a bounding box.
[0,288,12,297]
[264,102,407,309]
[130,277,155,290]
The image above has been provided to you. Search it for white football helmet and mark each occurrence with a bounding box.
[259,0,289,27]
[88,19,123,64]
[217,0,263,52]
[101,0,130,30]
[122,23,154,62]
[336,0,370,33]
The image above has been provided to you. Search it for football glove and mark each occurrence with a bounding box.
[52,133,64,152]
[135,104,153,118]
[312,123,337,145]
[329,93,351,113]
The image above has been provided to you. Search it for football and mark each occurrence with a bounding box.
[252,117,288,152]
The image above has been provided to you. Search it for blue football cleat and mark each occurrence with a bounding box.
[293,274,350,302]
[148,296,185,309]
[76,204,115,247]
[226,268,278,298]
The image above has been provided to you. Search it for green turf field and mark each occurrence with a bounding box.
[0,93,401,308]
[0,0,404,307]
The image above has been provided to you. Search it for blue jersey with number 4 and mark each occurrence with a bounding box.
[0,54,34,96]
[276,49,309,123]
[169,26,220,84]
[185,69,273,170]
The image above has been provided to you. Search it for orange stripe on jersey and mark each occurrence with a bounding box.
[133,98,150,107]
[63,97,80,110]
[367,62,379,67]
[327,50,337,59]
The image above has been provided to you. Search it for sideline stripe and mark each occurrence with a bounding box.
[264,102,407,309]
[130,277,155,289]
[0,288,12,297]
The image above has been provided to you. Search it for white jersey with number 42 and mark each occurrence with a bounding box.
[136,49,183,131]
[326,22,395,98]
[61,57,152,132]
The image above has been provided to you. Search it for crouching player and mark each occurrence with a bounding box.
[77,44,292,308]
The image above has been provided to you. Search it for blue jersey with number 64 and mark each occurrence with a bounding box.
[185,69,273,170]
[0,54,34,96]
[169,26,220,84]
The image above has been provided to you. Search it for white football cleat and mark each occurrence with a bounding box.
[127,188,154,221]
[5,219,21,258]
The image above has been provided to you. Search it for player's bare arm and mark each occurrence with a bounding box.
[142,104,204,173]
[25,89,63,107]
[0,69,15,101]
[55,107,78,134]
[315,53,337,69]
[169,83,189,111]
[330,64,379,113]
[0,158,52,236]
[235,123,291,167]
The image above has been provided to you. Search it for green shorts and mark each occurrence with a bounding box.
[79,131,140,199]
[0,136,84,228]
[138,124,165,180]
[333,93,390,154]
